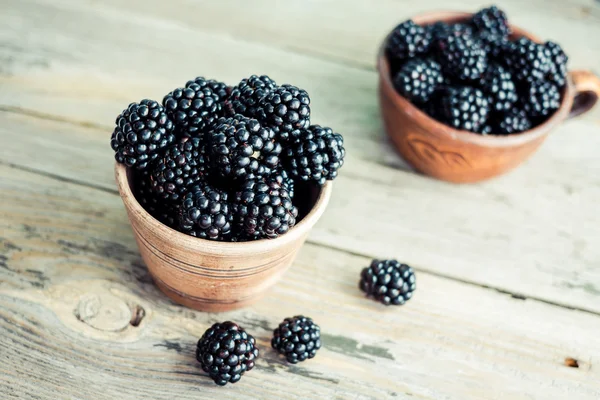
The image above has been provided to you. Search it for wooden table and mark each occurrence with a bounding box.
[2,0,600,398]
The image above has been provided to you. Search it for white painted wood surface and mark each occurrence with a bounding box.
[1,0,600,398]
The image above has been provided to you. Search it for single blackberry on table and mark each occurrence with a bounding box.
[208,114,282,181]
[149,137,208,204]
[259,84,311,141]
[196,322,259,386]
[479,64,518,112]
[520,80,561,118]
[504,37,552,83]
[393,58,444,104]
[545,41,568,88]
[227,75,278,118]
[271,316,321,364]
[471,6,511,38]
[438,86,490,133]
[435,34,487,82]
[163,77,227,136]
[234,176,298,240]
[283,125,345,185]
[270,168,295,199]
[135,172,179,228]
[360,259,416,306]
[386,20,431,62]
[110,99,175,170]
[178,182,233,240]
[492,108,532,134]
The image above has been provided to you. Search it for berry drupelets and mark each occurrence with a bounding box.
[360,260,416,306]
[385,5,568,135]
[110,100,175,170]
[272,316,321,363]
[196,322,259,386]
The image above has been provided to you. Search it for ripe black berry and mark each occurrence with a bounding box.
[135,171,179,228]
[196,322,259,386]
[504,38,552,83]
[270,168,295,199]
[110,100,175,170]
[228,75,278,118]
[393,58,444,104]
[234,176,298,240]
[521,80,561,118]
[149,137,208,204]
[471,5,511,38]
[163,77,225,136]
[435,34,487,82]
[272,316,321,364]
[284,125,345,185]
[545,41,568,88]
[208,114,282,181]
[426,22,474,42]
[386,20,431,62]
[492,108,532,134]
[259,84,311,141]
[360,260,416,306]
[178,183,232,240]
[479,64,518,112]
[437,86,490,133]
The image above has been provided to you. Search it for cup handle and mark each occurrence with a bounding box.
[568,70,600,119]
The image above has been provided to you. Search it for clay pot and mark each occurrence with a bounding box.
[378,11,600,183]
[115,163,332,312]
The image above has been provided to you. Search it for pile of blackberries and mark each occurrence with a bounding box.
[386,6,568,134]
[110,76,345,241]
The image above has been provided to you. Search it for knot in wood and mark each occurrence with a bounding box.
[75,293,132,332]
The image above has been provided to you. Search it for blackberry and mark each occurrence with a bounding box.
[259,84,311,141]
[479,64,518,112]
[227,75,278,118]
[196,322,259,386]
[545,41,568,88]
[426,22,474,41]
[472,6,511,38]
[186,76,230,103]
[149,137,208,204]
[163,77,227,136]
[477,30,510,60]
[438,86,490,133]
[178,183,232,240]
[521,80,561,118]
[359,259,416,306]
[284,125,345,185]
[492,108,532,134]
[386,20,431,62]
[435,34,487,82]
[135,172,178,228]
[271,168,295,199]
[504,38,552,83]
[234,176,298,240]
[271,316,321,364]
[110,100,175,170]
[393,58,444,104]
[208,114,282,181]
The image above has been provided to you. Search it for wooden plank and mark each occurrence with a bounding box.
[14,0,600,75]
[1,164,599,399]
[1,0,600,312]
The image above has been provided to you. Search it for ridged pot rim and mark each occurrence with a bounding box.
[115,162,332,255]
[377,11,575,148]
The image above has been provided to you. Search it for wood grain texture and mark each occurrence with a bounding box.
[1,165,600,399]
